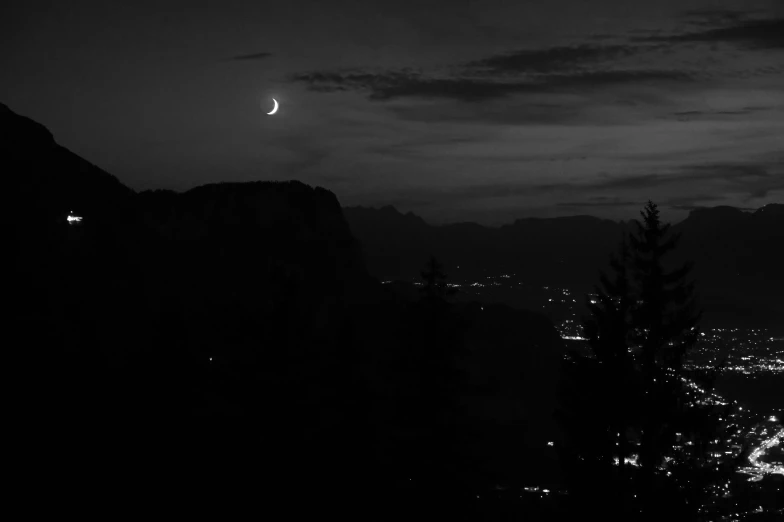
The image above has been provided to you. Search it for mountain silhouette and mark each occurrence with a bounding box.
[344,203,784,332]
[5,103,571,517]
[3,102,135,227]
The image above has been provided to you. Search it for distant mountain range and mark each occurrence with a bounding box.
[343,203,784,332]
[5,95,780,334]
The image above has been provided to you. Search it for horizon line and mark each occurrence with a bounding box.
[342,202,779,229]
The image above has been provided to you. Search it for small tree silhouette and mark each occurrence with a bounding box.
[407,254,467,495]
[418,254,458,304]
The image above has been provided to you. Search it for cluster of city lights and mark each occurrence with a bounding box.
[475,484,569,501]
[66,210,82,224]
[613,454,640,467]
[679,376,730,407]
[396,272,782,515]
[738,426,783,481]
[687,329,784,375]
[713,506,784,521]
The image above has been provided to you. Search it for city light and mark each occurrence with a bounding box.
[738,428,784,480]
[402,272,782,511]
[613,454,640,467]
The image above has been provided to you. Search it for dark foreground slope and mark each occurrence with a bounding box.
[5,104,567,519]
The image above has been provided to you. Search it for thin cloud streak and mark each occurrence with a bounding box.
[633,17,784,50]
[464,43,662,74]
[291,67,697,102]
[230,52,274,61]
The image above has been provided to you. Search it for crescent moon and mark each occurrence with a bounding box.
[267,98,279,115]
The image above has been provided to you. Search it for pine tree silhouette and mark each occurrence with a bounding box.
[629,201,701,374]
[559,201,738,521]
[628,201,736,519]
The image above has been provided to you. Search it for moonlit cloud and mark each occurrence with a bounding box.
[634,16,784,50]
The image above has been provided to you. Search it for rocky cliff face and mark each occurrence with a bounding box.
[2,102,379,420]
[138,180,367,290]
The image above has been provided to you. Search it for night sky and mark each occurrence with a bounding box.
[3,1,783,225]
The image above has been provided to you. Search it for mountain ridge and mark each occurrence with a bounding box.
[344,203,779,229]
[343,203,784,332]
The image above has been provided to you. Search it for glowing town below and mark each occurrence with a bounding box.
[394,270,782,519]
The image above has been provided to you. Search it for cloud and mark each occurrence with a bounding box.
[289,17,743,111]
[342,157,783,224]
[291,67,695,102]
[464,44,657,74]
[587,34,618,41]
[290,69,508,101]
[672,105,774,119]
[681,9,756,26]
[545,69,696,89]
[230,52,273,61]
[634,17,784,50]
[665,193,727,211]
[581,162,784,205]
[278,7,784,225]
[556,197,642,208]
[669,204,715,211]
[585,162,776,192]
[508,161,777,203]
[418,163,777,211]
